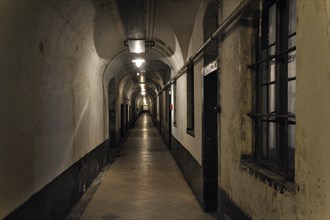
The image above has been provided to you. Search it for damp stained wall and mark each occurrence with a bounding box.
[0,1,108,218]
[219,0,329,219]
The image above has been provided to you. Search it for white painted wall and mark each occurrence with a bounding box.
[169,0,210,165]
[0,1,107,218]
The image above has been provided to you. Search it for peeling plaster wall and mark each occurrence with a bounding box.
[0,1,108,218]
[219,0,329,219]
[295,1,330,218]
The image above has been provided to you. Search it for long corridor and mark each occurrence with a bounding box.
[79,113,215,220]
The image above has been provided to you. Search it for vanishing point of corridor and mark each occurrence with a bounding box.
[79,113,215,220]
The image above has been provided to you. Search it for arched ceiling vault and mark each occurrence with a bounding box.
[94,0,206,104]
[117,69,165,103]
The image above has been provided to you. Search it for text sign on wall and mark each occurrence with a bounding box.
[202,59,218,76]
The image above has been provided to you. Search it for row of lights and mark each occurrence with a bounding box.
[128,39,145,68]
[135,61,146,97]
[140,83,146,96]
[127,40,147,97]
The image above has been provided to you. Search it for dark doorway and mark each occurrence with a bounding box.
[109,110,116,147]
[159,94,163,133]
[108,77,117,148]
[153,98,156,121]
[168,92,172,149]
[203,70,218,212]
[126,104,129,133]
[132,104,135,126]
[121,104,125,138]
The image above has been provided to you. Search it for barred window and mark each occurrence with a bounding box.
[249,0,296,179]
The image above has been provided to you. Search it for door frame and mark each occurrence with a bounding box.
[121,104,125,138]
[202,70,219,212]
[168,90,172,149]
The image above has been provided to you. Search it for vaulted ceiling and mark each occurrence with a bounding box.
[90,0,204,103]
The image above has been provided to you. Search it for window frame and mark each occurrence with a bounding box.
[249,0,296,180]
[186,62,195,136]
[173,82,177,127]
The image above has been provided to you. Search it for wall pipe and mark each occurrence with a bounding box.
[156,0,256,96]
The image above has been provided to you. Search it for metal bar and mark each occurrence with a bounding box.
[156,0,256,96]
[261,81,276,86]
[248,112,296,118]
[288,32,296,38]
[248,46,296,69]
[287,76,296,81]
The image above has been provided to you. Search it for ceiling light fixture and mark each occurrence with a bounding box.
[132,59,145,68]
[127,40,145,53]
[140,83,146,92]
[139,75,145,83]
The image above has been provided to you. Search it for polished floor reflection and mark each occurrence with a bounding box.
[80,113,215,220]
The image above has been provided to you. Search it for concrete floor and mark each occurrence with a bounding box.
[79,113,215,220]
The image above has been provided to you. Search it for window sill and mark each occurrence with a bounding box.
[186,129,195,137]
[240,156,297,194]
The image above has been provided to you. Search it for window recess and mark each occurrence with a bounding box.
[247,0,296,180]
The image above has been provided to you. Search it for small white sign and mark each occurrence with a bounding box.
[202,59,218,76]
